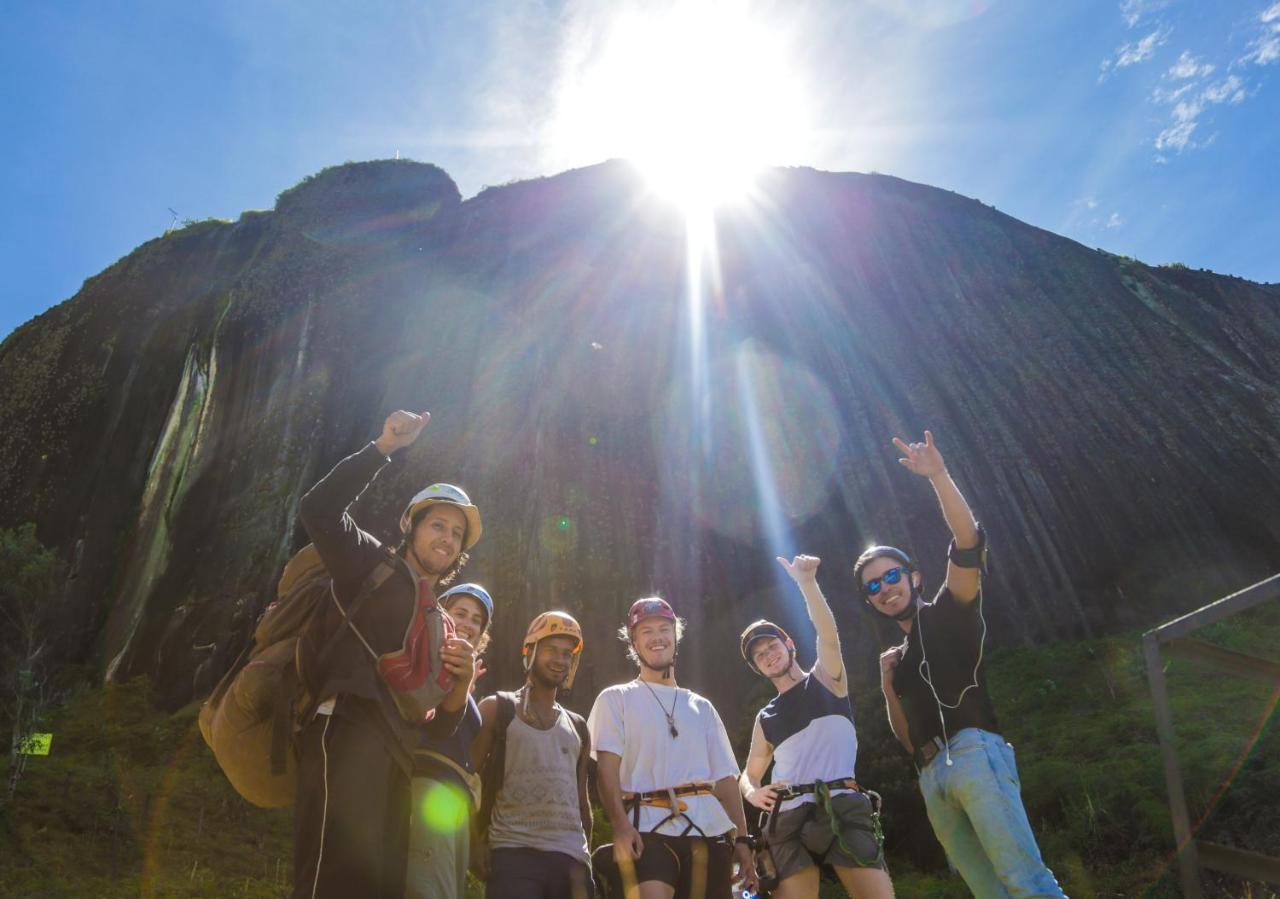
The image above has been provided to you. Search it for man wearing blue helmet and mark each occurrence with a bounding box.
[860,431,1063,898]
[407,582,495,899]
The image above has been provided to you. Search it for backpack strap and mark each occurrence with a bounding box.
[477,691,519,837]
[315,554,401,667]
[566,709,591,765]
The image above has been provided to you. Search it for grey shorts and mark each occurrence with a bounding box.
[766,791,885,881]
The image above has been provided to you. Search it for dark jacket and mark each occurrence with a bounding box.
[299,441,462,775]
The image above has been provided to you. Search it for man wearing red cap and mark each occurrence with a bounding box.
[293,409,480,899]
[738,557,895,898]
[588,597,758,898]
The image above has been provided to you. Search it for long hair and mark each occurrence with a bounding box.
[396,508,470,589]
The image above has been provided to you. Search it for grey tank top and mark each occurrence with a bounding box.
[488,709,590,865]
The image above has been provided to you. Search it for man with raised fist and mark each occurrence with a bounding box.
[293,409,482,899]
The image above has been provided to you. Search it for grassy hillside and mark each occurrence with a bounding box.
[3,603,1277,897]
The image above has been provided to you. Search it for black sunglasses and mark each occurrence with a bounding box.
[863,566,907,596]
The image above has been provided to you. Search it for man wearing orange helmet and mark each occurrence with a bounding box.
[589,597,758,899]
[470,611,594,899]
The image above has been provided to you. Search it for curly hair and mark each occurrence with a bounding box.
[616,612,686,666]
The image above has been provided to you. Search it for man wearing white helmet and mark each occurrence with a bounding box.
[407,582,495,899]
[738,556,895,899]
[293,409,482,899]
[471,611,594,899]
[589,597,758,899]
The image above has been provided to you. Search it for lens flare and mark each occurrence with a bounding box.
[420,780,469,833]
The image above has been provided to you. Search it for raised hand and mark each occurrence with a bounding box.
[441,637,476,684]
[776,554,820,586]
[374,409,430,456]
[892,430,946,478]
[879,646,903,688]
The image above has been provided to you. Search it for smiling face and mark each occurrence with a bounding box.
[860,554,920,619]
[530,634,579,689]
[409,504,466,579]
[443,594,487,646]
[632,618,677,671]
[749,635,792,679]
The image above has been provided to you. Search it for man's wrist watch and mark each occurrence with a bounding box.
[734,835,755,848]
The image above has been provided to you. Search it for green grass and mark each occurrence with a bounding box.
[3,605,1277,897]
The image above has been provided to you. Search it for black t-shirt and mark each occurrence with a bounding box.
[891,585,999,750]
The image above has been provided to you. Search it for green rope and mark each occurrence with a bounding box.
[814,781,883,868]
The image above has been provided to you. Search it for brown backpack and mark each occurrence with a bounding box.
[198,545,402,807]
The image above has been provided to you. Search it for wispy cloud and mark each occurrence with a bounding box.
[1099,27,1171,80]
[1238,1,1280,65]
[1166,49,1214,79]
[1121,0,1175,28]
[1106,212,1125,228]
[1153,74,1245,152]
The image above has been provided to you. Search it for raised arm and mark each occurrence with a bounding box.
[893,430,981,605]
[298,410,431,601]
[777,554,845,688]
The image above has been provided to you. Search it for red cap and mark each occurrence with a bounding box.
[626,597,676,633]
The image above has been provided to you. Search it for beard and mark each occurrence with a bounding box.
[530,665,568,689]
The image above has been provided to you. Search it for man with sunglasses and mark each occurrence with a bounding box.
[856,431,1064,897]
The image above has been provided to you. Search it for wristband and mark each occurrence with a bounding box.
[947,524,987,569]
[734,835,755,848]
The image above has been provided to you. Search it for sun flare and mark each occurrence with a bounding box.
[547,2,812,213]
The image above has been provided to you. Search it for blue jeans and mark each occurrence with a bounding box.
[918,728,1065,898]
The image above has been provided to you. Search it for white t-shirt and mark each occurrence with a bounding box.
[588,680,739,837]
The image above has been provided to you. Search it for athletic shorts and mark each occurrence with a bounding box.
[593,833,733,897]
[767,791,884,881]
[486,847,594,899]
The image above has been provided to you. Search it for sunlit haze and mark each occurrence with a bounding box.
[544,2,813,212]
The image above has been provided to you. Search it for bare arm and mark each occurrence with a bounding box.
[469,694,498,775]
[712,774,759,894]
[777,554,845,688]
[879,647,913,754]
[597,751,644,861]
[894,431,981,605]
[577,733,593,843]
[740,718,787,811]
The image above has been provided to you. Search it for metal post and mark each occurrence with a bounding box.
[1143,632,1203,898]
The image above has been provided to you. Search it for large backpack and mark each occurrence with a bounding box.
[475,691,591,838]
[198,544,440,808]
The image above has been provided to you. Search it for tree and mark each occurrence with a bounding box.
[0,523,66,802]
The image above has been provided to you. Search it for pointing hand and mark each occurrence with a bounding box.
[777,554,820,586]
[892,430,946,478]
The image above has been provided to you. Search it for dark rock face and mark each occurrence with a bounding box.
[2,159,1278,713]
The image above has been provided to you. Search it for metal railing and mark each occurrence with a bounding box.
[1144,573,1280,896]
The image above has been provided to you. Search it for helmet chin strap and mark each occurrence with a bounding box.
[640,647,677,680]
[875,587,921,622]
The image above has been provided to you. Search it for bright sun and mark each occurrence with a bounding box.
[546,2,812,212]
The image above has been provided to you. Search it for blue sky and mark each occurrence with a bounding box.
[3,0,1278,340]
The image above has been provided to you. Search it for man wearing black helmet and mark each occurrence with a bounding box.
[293,409,481,899]
[738,556,895,898]
[860,431,1063,897]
